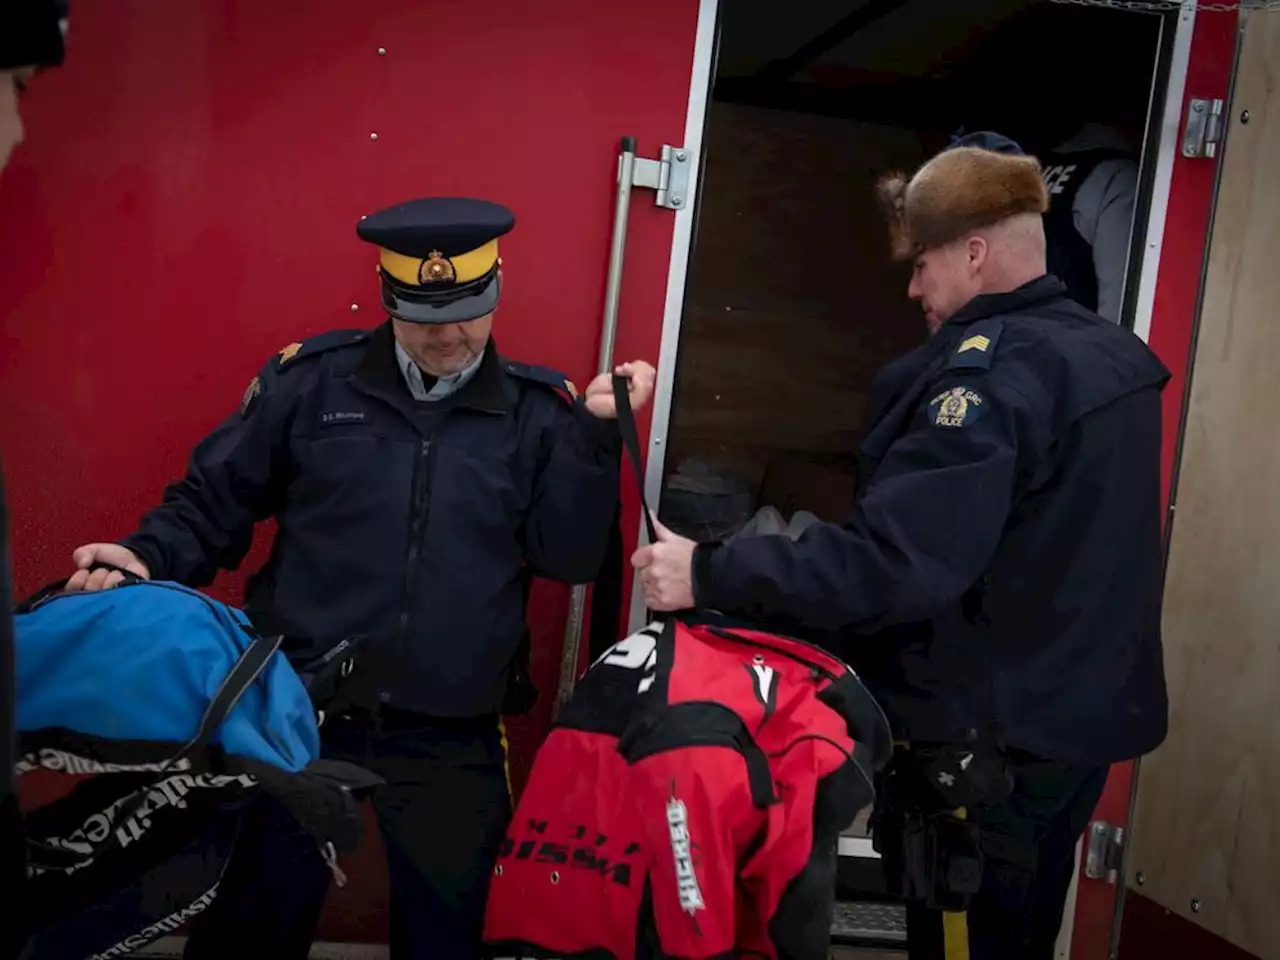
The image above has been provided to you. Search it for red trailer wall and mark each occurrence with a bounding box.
[0,0,701,940]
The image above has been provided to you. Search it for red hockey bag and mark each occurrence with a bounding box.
[483,615,892,960]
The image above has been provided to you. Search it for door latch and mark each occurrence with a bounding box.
[1182,98,1225,159]
[620,143,692,210]
[1084,819,1125,883]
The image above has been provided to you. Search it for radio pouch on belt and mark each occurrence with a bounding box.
[872,797,983,911]
[871,744,1009,912]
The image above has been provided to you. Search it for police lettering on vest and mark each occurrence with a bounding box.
[1040,148,1132,313]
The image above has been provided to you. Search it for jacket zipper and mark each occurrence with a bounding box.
[396,437,435,695]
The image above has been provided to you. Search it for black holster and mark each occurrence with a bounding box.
[870,744,1013,912]
[872,798,984,912]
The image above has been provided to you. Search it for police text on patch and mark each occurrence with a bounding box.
[928,386,985,428]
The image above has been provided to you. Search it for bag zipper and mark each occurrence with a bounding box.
[25,580,261,640]
[700,623,845,681]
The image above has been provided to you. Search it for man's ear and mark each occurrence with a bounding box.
[966,235,989,273]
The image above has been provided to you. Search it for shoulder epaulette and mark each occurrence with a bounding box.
[503,360,580,402]
[275,329,371,371]
[947,318,1005,371]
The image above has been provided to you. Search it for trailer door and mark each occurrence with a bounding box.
[0,0,717,946]
[1064,6,1242,960]
[1120,6,1280,960]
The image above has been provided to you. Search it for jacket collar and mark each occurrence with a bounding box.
[354,321,512,414]
[946,275,1068,329]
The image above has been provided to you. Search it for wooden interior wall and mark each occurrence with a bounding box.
[665,103,926,492]
[1128,12,1280,959]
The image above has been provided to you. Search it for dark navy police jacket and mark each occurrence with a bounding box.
[122,323,622,718]
[692,276,1171,765]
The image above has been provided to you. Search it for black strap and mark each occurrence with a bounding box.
[584,376,663,669]
[586,504,625,665]
[124,630,282,783]
[14,563,145,614]
[28,632,285,866]
[612,373,657,544]
[19,575,283,745]
[176,633,284,768]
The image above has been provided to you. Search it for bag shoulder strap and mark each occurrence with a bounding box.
[613,373,657,544]
[612,373,669,633]
[23,631,285,866]
[178,633,284,765]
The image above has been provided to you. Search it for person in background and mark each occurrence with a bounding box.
[951,125,1139,323]
[66,196,657,959]
[1,3,70,958]
[633,143,1169,959]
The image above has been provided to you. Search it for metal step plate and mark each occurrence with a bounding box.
[838,835,880,859]
[830,900,909,946]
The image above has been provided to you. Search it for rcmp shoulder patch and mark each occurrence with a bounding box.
[504,360,580,403]
[276,329,371,370]
[927,385,988,428]
[240,376,261,417]
[947,318,1004,371]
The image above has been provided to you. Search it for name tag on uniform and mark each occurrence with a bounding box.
[319,411,368,426]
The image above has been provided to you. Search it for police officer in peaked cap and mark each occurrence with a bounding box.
[67,197,657,959]
[2,4,70,958]
[635,146,1170,959]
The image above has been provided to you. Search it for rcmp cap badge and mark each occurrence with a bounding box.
[419,250,456,284]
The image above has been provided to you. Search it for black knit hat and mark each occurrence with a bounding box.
[947,129,1027,157]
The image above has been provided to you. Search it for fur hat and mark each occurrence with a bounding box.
[876,146,1049,260]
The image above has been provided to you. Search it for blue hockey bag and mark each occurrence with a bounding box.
[12,572,380,958]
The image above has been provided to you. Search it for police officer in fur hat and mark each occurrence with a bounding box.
[67,196,656,959]
[1,4,70,957]
[635,145,1169,959]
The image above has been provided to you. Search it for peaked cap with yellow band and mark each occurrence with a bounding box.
[357,197,515,324]
[875,146,1049,261]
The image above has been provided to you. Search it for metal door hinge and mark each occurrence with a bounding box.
[1182,98,1225,158]
[620,144,692,210]
[1084,820,1125,883]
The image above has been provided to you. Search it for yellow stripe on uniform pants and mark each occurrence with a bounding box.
[498,718,512,800]
[942,806,970,960]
